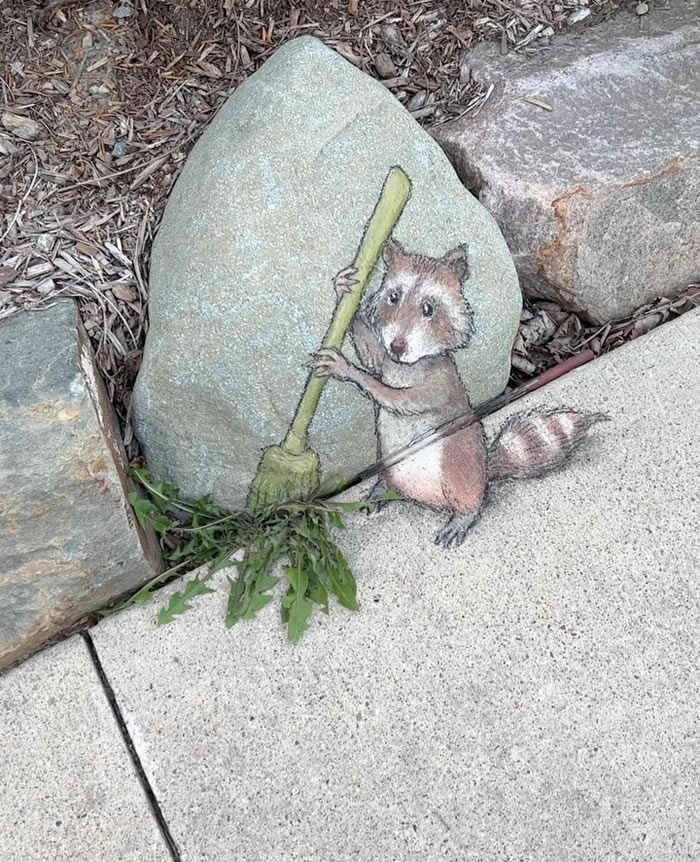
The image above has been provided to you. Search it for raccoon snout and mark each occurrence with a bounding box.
[390,337,407,358]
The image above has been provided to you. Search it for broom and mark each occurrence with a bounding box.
[247,165,412,512]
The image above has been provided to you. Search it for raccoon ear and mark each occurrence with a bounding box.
[382,238,405,267]
[442,243,470,282]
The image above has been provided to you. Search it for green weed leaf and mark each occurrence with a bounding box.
[118,467,369,641]
[157,577,215,625]
[127,493,157,528]
[326,549,358,611]
[308,578,329,615]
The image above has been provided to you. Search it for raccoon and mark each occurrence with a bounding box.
[311,239,605,549]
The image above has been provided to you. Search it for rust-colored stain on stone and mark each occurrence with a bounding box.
[87,456,116,498]
[56,405,81,422]
[29,506,56,520]
[0,498,23,534]
[94,477,112,495]
[617,154,685,192]
[536,155,693,300]
[27,401,57,417]
[89,456,108,476]
[536,185,591,300]
[26,401,81,422]
[71,457,113,495]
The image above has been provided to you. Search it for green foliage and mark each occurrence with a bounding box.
[158,577,215,625]
[107,467,397,644]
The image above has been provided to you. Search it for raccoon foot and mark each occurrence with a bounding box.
[365,479,395,515]
[333,265,359,300]
[434,512,479,550]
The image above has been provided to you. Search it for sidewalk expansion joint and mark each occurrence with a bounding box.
[82,632,183,862]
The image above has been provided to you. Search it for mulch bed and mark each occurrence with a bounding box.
[1,0,697,458]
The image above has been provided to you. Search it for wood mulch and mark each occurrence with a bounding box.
[1,0,697,456]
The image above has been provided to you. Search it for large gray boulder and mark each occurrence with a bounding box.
[133,36,521,511]
[0,301,162,669]
[432,3,700,324]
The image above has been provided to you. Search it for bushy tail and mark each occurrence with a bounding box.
[487,408,609,482]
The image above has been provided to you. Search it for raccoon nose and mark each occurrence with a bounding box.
[390,337,407,357]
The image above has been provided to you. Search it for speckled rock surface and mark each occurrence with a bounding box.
[432,3,700,323]
[92,310,700,861]
[0,637,171,862]
[133,35,521,511]
[0,302,161,670]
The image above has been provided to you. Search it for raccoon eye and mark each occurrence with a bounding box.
[388,290,400,305]
[422,301,435,318]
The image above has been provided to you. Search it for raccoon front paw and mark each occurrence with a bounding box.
[434,513,478,550]
[333,265,359,300]
[309,347,355,382]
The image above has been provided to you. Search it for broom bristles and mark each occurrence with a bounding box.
[247,445,321,512]
[247,167,411,513]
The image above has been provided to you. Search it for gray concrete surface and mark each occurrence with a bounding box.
[91,309,700,861]
[0,637,171,862]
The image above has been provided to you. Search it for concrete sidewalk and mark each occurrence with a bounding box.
[0,637,172,862]
[2,309,699,861]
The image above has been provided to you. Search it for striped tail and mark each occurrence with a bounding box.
[487,408,609,482]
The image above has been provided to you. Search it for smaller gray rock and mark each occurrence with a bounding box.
[432,3,700,323]
[36,233,55,254]
[36,278,56,296]
[111,140,129,158]
[113,3,135,18]
[0,301,162,670]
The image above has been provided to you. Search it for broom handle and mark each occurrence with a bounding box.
[283,166,412,456]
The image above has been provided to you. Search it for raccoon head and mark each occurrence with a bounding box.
[366,239,473,364]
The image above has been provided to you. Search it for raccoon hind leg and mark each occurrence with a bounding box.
[435,429,486,548]
[364,477,400,515]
